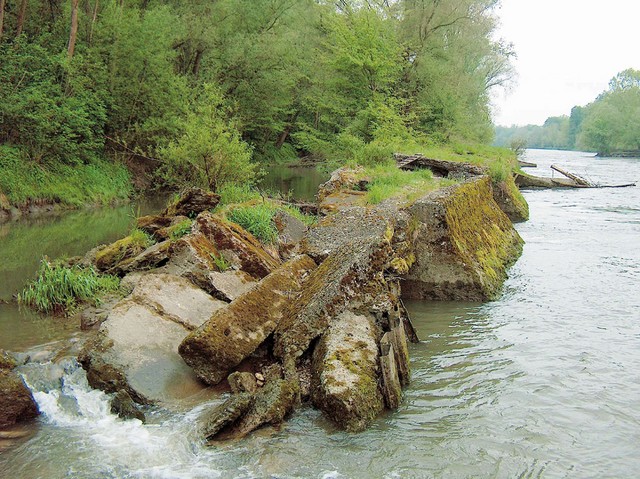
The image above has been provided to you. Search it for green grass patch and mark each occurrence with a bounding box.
[281,205,317,227]
[225,201,316,243]
[0,146,132,207]
[19,259,120,314]
[226,203,279,244]
[361,162,442,205]
[209,252,231,271]
[216,183,262,209]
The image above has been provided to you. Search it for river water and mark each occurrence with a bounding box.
[1,150,639,478]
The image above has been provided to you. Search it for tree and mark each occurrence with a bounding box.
[578,69,640,154]
[68,0,79,59]
[0,0,6,39]
[159,85,257,191]
[16,0,28,36]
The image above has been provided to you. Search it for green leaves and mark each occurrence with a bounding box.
[158,84,257,191]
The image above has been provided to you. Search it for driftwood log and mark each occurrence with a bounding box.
[550,164,591,186]
[394,154,485,178]
[516,166,636,189]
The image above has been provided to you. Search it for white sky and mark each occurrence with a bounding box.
[492,0,640,126]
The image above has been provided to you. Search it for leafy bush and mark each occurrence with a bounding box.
[19,260,120,314]
[0,41,107,165]
[159,84,257,192]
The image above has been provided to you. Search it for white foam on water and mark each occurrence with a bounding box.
[22,360,225,479]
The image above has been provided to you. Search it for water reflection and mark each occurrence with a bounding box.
[259,165,329,202]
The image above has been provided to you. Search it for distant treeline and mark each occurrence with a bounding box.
[495,69,640,156]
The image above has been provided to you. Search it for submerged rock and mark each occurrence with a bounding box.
[0,368,39,429]
[110,390,145,422]
[201,371,299,441]
[179,255,317,386]
[80,273,226,403]
[403,177,523,301]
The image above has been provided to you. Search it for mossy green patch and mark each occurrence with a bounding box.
[167,219,194,240]
[94,229,154,271]
[443,178,524,299]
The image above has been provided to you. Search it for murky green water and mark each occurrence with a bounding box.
[0,197,167,350]
[1,153,639,478]
[259,164,329,202]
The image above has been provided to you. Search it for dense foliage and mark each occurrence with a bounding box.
[495,69,640,155]
[0,0,513,205]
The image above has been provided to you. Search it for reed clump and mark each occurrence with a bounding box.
[19,259,120,314]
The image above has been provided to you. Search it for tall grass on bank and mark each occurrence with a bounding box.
[19,260,120,314]
[0,146,132,207]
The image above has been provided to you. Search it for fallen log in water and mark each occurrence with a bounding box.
[550,164,592,186]
[518,160,537,168]
[515,168,636,189]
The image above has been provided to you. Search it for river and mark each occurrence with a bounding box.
[1,150,639,478]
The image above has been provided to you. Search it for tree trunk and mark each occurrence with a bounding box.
[275,111,299,149]
[16,0,28,37]
[192,48,204,77]
[0,0,6,40]
[88,0,99,45]
[67,0,79,59]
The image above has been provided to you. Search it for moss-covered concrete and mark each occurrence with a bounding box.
[492,176,529,222]
[194,211,281,279]
[403,177,524,301]
[311,312,384,432]
[179,255,317,385]
[94,234,151,272]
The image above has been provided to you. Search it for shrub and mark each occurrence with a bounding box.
[19,260,120,314]
[158,84,257,192]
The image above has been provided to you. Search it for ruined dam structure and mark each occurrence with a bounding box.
[1,161,526,439]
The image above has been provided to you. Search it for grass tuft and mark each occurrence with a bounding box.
[19,259,120,314]
[168,219,193,240]
[225,201,316,243]
[226,204,279,244]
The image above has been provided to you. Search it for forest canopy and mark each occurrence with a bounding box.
[0,0,514,201]
[494,68,640,156]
